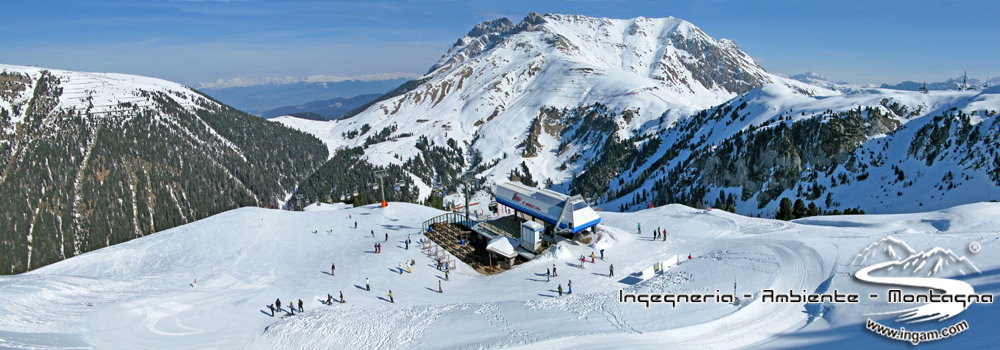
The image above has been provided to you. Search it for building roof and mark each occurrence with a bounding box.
[486,236,519,259]
[521,221,543,230]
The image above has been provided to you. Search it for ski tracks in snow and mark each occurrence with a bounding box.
[506,237,827,349]
[252,303,457,349]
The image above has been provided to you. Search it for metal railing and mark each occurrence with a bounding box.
[422,212,474,233]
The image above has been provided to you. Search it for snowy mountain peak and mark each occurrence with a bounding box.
[427,12,796,99]
[851,236,918,266]
[278,12,999,220]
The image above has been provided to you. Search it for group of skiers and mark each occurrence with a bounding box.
[545,263,559,282]
[266,298,305,317]
[398,259,417,274]
[267,291,349,317]
[326,292,344,305]
[557,280,572,296]
[652,227,667,241]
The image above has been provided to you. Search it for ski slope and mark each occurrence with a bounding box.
[1,202,998,349]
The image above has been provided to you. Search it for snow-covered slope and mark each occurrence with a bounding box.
[610,83,1000,216]
[1,201,998,349]
[0,64,327,274]
[276,13,1000,220]
[276,12,829,199]
[0,64,199,120]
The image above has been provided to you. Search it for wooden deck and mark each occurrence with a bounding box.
[426,222,506,275]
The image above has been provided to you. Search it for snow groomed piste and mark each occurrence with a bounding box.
[0,201,998,349]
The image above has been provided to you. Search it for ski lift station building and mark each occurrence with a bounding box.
[495,182,601,246]
[421,182,600,270]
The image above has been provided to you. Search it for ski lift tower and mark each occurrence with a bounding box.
[374,169,389,207]
[460,173,476,220]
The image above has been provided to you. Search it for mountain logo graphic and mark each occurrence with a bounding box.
[853,238,983,323]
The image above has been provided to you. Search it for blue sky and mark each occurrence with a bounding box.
[3,0,997,88]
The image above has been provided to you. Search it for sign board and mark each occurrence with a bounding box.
[640,266,655,281]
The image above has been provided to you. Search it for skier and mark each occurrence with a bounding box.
[289,301,295,315]
[340,291,344,304]
[546,268,550,282]
[663,230,666,241]
[445,269,450,281]
[327,294,332,305]
[590,252,595,263]
[399,262,403,274]
[553,264,557,277]
[407,263,411,274]
[609,264,614,277]
[366,278,370,291]
[388,290,394,303]
[268,304,274,317]
[581,255,586,269]
[568,280,572,294]
[637,223,641,234]
[371,229,375,237]
[438,280,442,293]
[385,233,388,242]
[600,249,604,261]
[331,262,335,276]
[276,298,281,312]
[355,221,358,229]
[405,239,409,250]
[298,299,304,313]
[558,284,563,297]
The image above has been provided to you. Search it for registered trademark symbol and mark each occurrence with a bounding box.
[969,242,981,254]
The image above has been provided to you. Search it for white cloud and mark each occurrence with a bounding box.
[197,72,422,89]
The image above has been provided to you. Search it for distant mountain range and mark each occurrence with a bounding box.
[259,93,383,120]
[783,72,999,93]
[881,76,1000,91]
[199,79,411,116]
